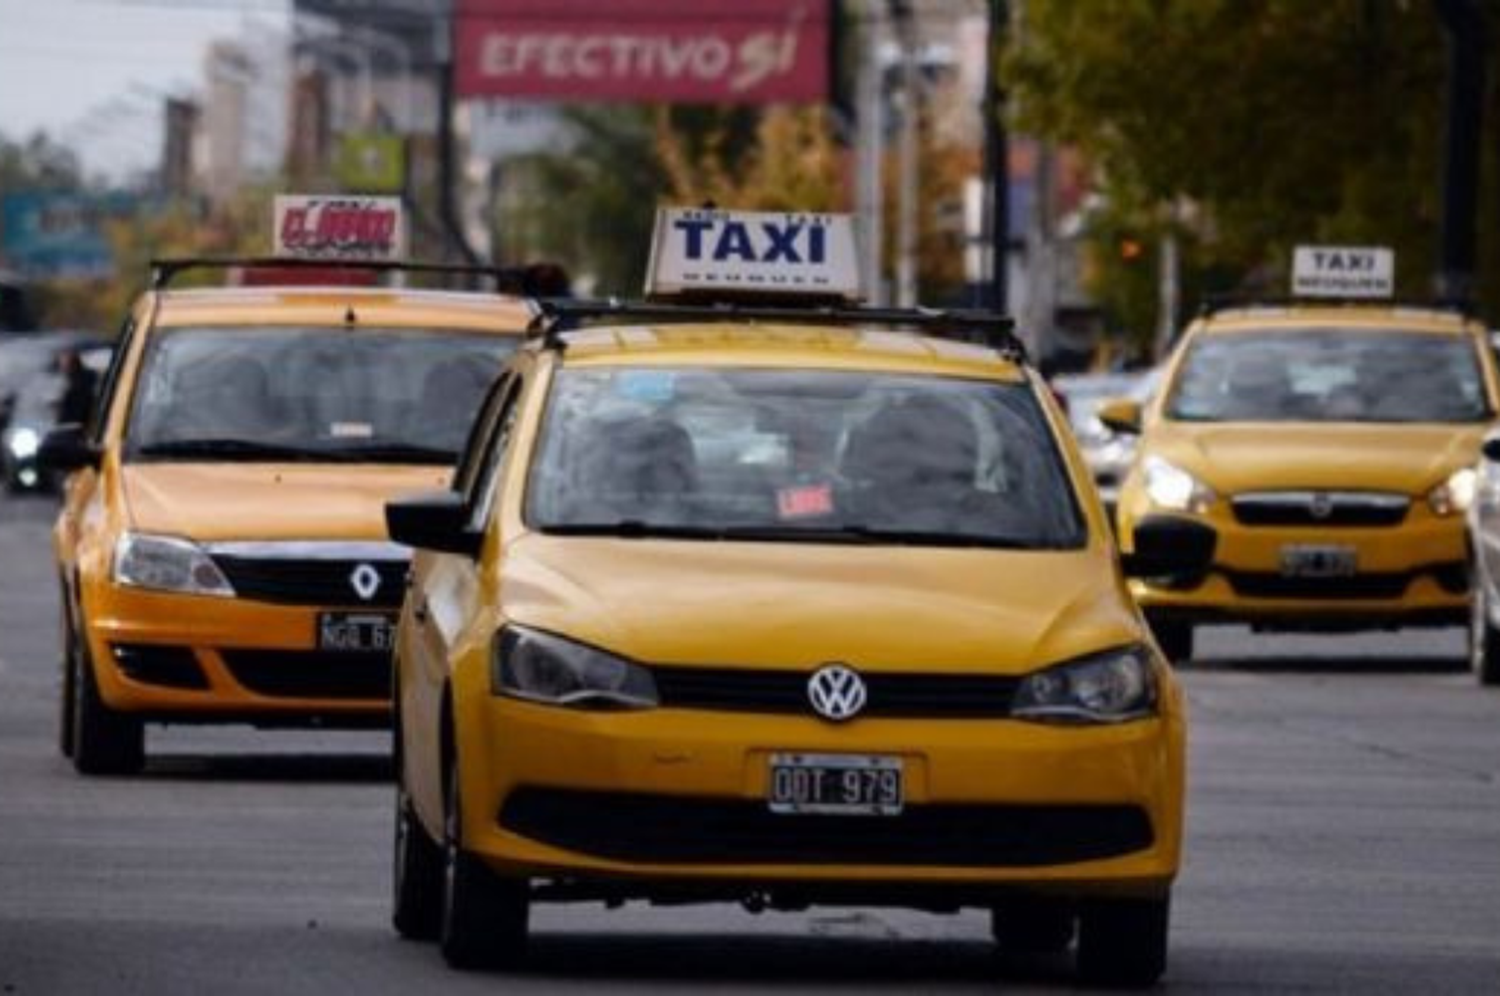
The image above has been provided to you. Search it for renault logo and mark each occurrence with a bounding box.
[1308,492,1334,520]
[807,664,867,722]
[350,563,381,601]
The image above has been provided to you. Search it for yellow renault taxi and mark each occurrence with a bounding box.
[40,199,537,776]
[384,209,1210,986]
[1105,246,1499,662]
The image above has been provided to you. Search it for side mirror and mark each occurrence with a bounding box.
[1095,397,1143,436]
[386,491,482,558]
[37,424,101,472]
[1482,433,1500,462]
[1122,515,1216,579]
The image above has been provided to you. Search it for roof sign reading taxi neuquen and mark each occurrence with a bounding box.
[1292,245,1395,299]
[273,195,408,262]
[644,207,862,302]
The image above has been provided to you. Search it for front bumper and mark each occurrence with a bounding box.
[452,691,1184,898]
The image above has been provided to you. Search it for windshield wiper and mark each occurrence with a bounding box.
[537,521,1038,548]
[322,443,456,465]
[134,439,330,461]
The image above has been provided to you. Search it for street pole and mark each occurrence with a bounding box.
[891,0,920,308]
[983,0,1009,312]
[1433,0,1486,303]
[855,0,886,305]
[435,14,482,266]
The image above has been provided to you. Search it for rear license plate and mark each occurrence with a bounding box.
[1279,544,1358,578]
[317,612,396,653]
[768,753,904,816]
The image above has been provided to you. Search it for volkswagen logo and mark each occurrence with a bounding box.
[1308,492,1334,521]
[349,563,382,601]
[807,664,868,722]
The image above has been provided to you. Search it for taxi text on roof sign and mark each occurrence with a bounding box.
[644,207,863,301]
[273,195,408,262]
[1292,245,1394,299]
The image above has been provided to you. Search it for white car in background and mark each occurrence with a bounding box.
[1054,368,1160,509]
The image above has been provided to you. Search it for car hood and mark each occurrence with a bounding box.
[1148,421,1488,494]
[497,533,1142,674]
[121,463,451,541]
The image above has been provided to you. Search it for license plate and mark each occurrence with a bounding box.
[1279,544,1358,578]
[317,612,396,653]
[768,753,904,816]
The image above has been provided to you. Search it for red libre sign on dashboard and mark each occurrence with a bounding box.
[454,0,829,104]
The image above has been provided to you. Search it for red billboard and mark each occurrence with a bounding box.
[454,0,829,104]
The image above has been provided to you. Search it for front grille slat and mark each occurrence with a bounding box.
[652,667,1018,717]
[499,789,1153,867]
[211,557,407,608]
[220,650,392,700]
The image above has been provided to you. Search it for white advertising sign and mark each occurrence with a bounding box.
[273,195,407,261]
[1292,245,1394,299]
[645,208,862,300]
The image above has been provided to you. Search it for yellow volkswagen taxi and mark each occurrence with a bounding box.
[41,248,534,776]
[383,210,1210,985]
[1106,248,1499,662]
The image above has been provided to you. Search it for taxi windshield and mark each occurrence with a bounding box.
[527,366,1084,549]
[1166,328,1491,423]
[127,326,513,464]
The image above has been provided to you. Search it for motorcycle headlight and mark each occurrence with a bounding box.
[113,533,235,597]
[1012,645,1158,724]
[7,427,39,459]
[1142,455,1216,513]
[1428,467,1478,517]
[492,625,659,710]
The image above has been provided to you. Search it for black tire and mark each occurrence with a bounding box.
[991,900,1075,953]
[1076,895,1170,988]
[70,634,145,776]
[1470,581,1500,686]
[1147,616,1194,665]
[439,761,528,970]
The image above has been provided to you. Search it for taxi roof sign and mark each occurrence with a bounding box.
[644,208,863,302]
[1291,245,1394,299]
[273,194,407,262]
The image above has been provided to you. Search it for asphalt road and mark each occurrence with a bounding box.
[2,490,1499,994]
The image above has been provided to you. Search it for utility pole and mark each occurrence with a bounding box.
[435,11,481,266]
[855,1,886,304]
[1433,0,1486,303]
[891,0,920,308]
[982,0,1009,312]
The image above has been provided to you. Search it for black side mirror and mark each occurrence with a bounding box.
[37,424,101,472]
[386,491,482,558]
[1122,515,1216,579]
[1482,434,1500,462]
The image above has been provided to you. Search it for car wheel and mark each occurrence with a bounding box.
[392,759,444,940]
[1470,582,1500,686]
[1147,615,1194,665]
[991,900,1075,953]
[70,633,145,776]
[1075,895,1169,988]
[438,760,528,969]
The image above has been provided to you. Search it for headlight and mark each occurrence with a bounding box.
[112,533,235,597]
[1011,645,1157,724]
[7,427,39,459]
[492,626,659,710]
[1428,467,1478,516]
[1142,455,1216,513]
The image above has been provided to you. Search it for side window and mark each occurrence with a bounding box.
[451,373,514,499]
[88,315,137,445]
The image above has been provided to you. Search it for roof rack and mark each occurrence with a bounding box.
[1197,294,1479,319]
[528,298,1027,360]
[148,256,553,293]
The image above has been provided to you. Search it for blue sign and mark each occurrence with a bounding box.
[0,192,143,279]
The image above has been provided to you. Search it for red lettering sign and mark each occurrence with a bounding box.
[776,483,835,519]
[454,0,829,104]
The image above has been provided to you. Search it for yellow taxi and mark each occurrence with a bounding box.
[384,209,1210,985]
[1105,249,1498,662]
[40,253,534,776]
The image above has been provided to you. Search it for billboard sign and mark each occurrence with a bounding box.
[455,0,829,104]
[0,192,143,280]
[273,195,408,261]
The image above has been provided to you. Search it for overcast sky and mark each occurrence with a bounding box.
[0,0,289,182]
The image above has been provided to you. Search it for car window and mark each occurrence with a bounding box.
[90,317,136,444]
[526,366,1084,549]
[464,377,525,532]
[1167,328,1491,423]
[124,326,516,463]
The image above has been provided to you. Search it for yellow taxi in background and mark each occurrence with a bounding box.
[383,209,1212,986]
[40,257,533,775]
[1104,286,1499,662]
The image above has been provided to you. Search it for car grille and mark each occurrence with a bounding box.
[111,644,209,690]
[210,557,408,608]
[1230,491,1410,527]
[1222,562,1467,600]
[498,789,1154,867]
[651,667,1020,718]
[219,650,392,700]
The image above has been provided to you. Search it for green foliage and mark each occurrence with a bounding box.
[1006,0,1499,343]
